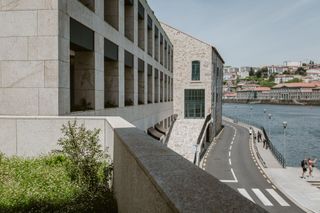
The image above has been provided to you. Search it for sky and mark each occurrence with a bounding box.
[147,0,320,67]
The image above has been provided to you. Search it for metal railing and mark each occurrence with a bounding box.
[225,115,286,168]
[194,114,213,165]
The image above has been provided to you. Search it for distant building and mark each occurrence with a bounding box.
[236,87,271,100]
[274,75,294,84]
[306,69,320,81]
[284,61,302,67]
[231,82,320,101]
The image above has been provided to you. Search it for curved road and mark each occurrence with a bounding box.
[203,120,304,213]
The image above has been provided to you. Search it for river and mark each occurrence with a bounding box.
[222,103,320,168]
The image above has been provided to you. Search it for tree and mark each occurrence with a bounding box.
[260,67,269,78]
[295,67,306,76]
[249,67,255,76]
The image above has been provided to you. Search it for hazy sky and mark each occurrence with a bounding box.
[147,0,320,67]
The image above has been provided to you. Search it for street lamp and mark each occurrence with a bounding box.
[283,121,287,167]
[268,113,272,138]
[263,109,267,128]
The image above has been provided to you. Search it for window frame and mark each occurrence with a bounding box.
[191,60,200,81]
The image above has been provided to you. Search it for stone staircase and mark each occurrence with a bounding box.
[167,119,204,162]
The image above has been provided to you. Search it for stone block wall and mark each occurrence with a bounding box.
[161,23,214,119]
[0,0,60,116]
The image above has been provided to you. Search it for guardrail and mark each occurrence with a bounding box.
[225,115,286,168]
[194,114,213,165]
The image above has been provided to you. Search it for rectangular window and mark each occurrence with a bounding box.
[192,61,200,81]
[185,89,205,118]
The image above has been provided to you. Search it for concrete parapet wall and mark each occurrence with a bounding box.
[0,115,266,211]
[113,118,266,212]
[0,116,113,158]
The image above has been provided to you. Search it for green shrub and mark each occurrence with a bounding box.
[0,121,117,213]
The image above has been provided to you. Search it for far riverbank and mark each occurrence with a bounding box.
[223,99,320,106]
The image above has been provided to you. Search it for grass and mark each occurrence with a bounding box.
[0,154,117,213]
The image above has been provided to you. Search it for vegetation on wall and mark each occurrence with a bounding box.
[0,121,117,213]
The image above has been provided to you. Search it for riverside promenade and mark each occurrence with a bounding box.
[250,124,320,213]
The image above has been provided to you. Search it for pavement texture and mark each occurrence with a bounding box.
[253,126,320,213]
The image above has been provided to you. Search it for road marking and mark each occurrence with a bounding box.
[228,151,231,157]
[266,189,290,206]
[229,158,232,165]
[272,185,277,190]
[220,168,238,183]
[267,180,271,184]
[263,175,267,178]
[229,145,232,150]
[252,188,273,206]
[238,188,255,203]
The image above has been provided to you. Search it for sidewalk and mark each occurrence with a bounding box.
[253,127,320,213]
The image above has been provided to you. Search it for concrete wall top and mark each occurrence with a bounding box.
[113,117,267,212]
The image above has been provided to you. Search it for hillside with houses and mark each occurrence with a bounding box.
[223,61,320,105]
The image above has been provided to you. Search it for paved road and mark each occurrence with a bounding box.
[203,121,305,213]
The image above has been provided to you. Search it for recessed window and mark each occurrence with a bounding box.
[192,61,200,81]
[185,89,205,118]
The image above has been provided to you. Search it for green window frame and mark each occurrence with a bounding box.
[185,89,205,118]
[192,61,200,81]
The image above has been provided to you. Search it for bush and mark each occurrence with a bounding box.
[0,121,117,213]
[57,121,116,211]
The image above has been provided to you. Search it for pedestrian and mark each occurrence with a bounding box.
[308,158,317,177]
[263,138,266,149]
[300,158,308,179]
[257,131,261,142]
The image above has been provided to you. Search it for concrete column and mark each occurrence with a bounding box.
[118,47,125,107]
[95,0,104,18]
[144,62,148,104]
[94,33,104,110]
[134,56,138,106]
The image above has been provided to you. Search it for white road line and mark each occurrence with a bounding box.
[272,185,277,190]
[266,189,290,206]
[220,168,238,183]
[267,180,271,184]
[229,158,232,165]
[228,151,231,157]
[229,145,232,150]
[238,188,255,203]
[252,188,273,206]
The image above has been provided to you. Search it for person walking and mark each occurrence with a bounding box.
[257,131,261,142]
[300,158,308,179]
[308,158,317,177]
[263,138,266,149]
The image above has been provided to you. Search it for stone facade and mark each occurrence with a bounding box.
[0,0,173,131]
[161,23,224,135]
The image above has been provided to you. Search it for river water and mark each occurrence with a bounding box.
[223,103,320,168]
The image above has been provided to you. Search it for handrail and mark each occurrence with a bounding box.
[197,114,212,145]
[225,115,286,168]
[163,114,178,145]
[194,114,212,165]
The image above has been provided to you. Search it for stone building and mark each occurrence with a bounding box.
[0,0,173,131]
[161,23,224,162]
[162,23,224,134]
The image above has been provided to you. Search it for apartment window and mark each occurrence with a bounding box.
[192,61,200,81]
[185,89,205,118]
[104,0,119,30]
